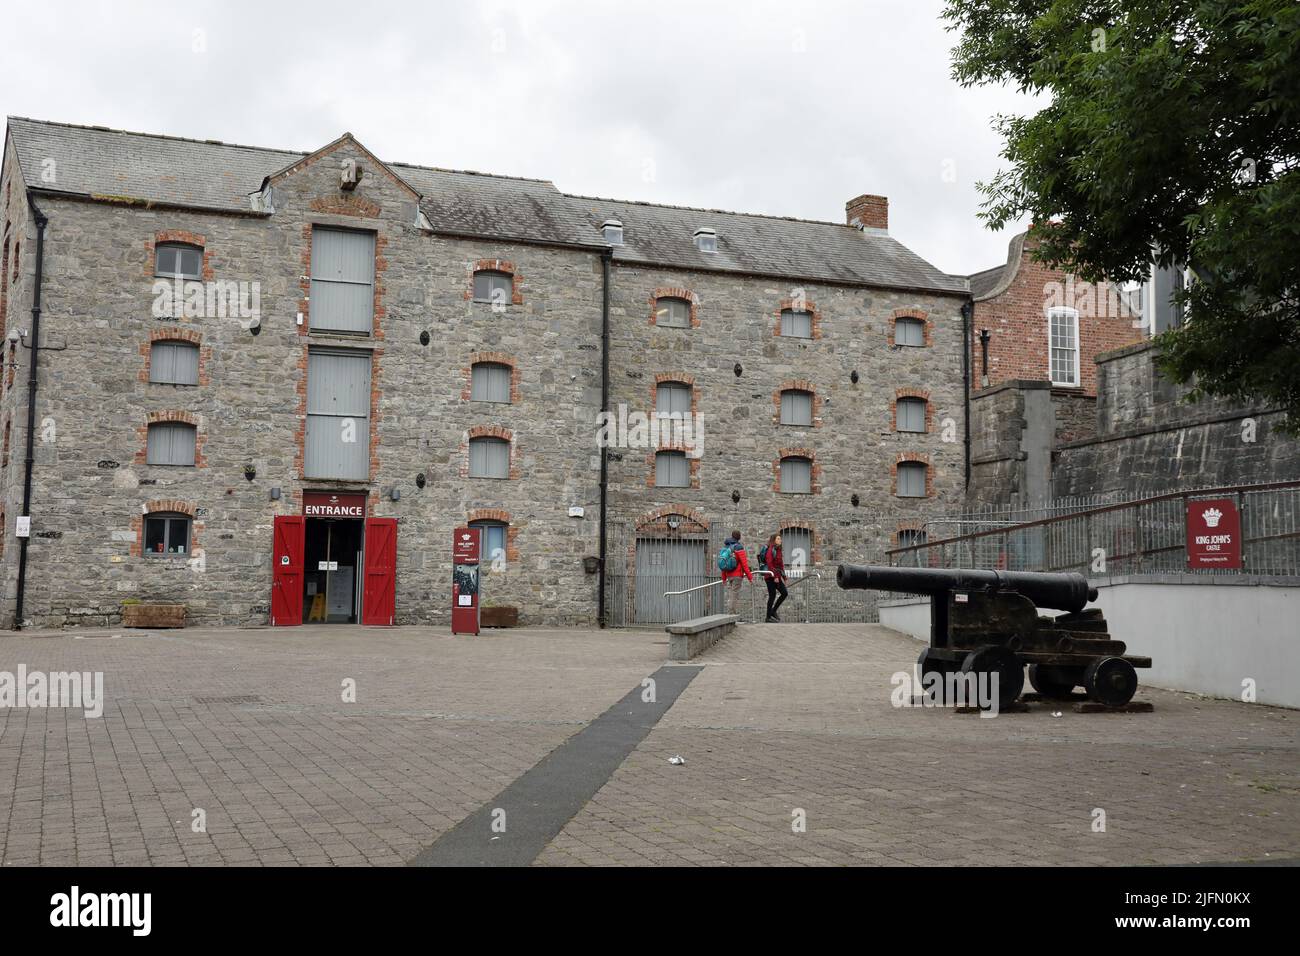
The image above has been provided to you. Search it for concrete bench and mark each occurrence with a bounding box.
[665,614,739,661]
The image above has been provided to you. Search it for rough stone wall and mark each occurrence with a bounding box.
[1051,388,1096,444]
[1053,342,1300,497]
[973,234,1143,397]
[0,139,969,628]
[606,265,969,561]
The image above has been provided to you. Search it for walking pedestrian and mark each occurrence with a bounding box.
[759,533,788,622]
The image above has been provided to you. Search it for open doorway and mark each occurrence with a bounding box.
[303,518,364,623]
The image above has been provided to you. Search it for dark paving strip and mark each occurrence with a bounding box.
[410,663,702,867]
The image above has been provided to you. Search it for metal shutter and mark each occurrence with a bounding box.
[780,457,811,493]
[655,451,689,487]
[780,390,813,426]
[898,462,926,497]
[897,398,926,432]
[310,228,375,333]
[305,349,371,479]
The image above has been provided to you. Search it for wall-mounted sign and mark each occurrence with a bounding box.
[15,516,31,538]
[1186,498,1243,569]
[303,492,367,518]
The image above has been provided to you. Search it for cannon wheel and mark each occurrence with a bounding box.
[1028,664,1081,700]
[917,648,956,703]
[1083,657,1138,707]
[959,646,1024,709]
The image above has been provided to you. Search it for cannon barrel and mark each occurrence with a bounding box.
[836,564,1098,613]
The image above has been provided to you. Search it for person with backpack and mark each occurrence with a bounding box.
[718,530,753,615]
[758,533,788,623]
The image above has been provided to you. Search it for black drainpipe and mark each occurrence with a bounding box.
[14,196,48,630]
[960,298,973,490]
[596,246,612,628]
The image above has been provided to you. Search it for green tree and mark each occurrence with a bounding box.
[944,0,1300,428]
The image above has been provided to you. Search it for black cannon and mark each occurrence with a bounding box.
[837,564,1150,708]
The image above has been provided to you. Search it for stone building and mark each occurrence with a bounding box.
[0,117,969,629]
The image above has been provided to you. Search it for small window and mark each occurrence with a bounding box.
[655,382,691,417]
[655,297,690,328]
[602,219,623,245]
[146,422,197,467]
[471,362,512,403]
[895,317,925,347]
[473,270,513,305]
[781,527,812,576]
[144,512,191,556]
[470,519,508,568]
[779,456,812,494]
[780,389,814,427]
[468,436,510,479]
[781,309,813,339]
[897,397,926,433]
[694,228,717,253]
[149,341,200,386]
[1048,307,1080,386]
[655,450,689,488]
[897,461,927,498]
[154,243,203,280]
[898,529,928,549]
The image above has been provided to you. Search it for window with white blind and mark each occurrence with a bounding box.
[146,422,196,466]
[895,317,924,347]
[305,349,371,480]
[780,456,812,494]
[896,397,926,433]
[471,362,512,403]
[469,437,510,479]
[780,309,813,339]
[655,297,690,328]
[471,520,508,568]
[149,341,200,386]
[154,243,202,280]
[780,389,813,426]
[655,450,689,487]
[309,227,375,334]
[472,270,513,305]
[655,382,691,416]
[781,527,812,576]
[897,461,927,498]
[1048,307,1080,386]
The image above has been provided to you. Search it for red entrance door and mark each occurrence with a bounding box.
[362,517,397,626]
[271,515,305,626]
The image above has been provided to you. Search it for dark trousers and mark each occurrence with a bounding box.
[765,577,788,618]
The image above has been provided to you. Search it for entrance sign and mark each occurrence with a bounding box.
[1186,498,1243,569]
[452,527,481,635]
[303,492,367,518]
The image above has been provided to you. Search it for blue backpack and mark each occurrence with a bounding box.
[717,543,738,572]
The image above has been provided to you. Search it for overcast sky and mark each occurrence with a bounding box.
[1,0,1040,275]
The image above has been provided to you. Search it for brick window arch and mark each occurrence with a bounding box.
[889,308,931,347]
[778,522,817,572]
[649,287,699,328]
[774,448,818,495]
[464,425,517,479]
[774,379,822,427]
[133,499,201,558]
[142,329,208,387]
[775,296,822,339]
[145,230,212,281]
[466,259,524,306]
[894,387,932,433]
[468,508,520,565]
[136,411,206,468]
[463,351,520,403]
[894,452,932,498]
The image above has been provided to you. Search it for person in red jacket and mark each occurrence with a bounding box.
[761,532,788,623]
[721,530,753,615]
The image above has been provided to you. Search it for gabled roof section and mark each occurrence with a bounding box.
[4,116,971,294]
[261,131,421,201]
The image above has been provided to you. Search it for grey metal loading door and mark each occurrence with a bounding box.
[634,538,709,624]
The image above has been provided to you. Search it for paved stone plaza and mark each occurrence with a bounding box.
[0,623,1295,866]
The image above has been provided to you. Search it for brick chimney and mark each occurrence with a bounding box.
[846,194,888,231]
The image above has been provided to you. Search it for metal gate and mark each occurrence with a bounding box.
[633,537,710,623]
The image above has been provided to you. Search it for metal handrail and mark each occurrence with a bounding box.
[663,569,772,598]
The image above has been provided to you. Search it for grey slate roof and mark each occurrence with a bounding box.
[968,264,1006,298]
[6,116,968,295]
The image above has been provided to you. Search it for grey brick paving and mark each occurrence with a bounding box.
[1,622,1296,866]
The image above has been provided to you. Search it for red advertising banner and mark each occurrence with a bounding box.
[452,527,481,635]
[1186,498,1243,569]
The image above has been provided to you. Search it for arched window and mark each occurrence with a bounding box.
[655,381,691,416]
[780,309,813,339]
[897,461,927,498]
[780,389,814,426]
[472,270,513,305]
[471,362,512,403]
[654,297,691,328]
[150,340,200,386]
[896,397,927,433]
[144,511,191,556]
[780,527,812,577]
[779,456,812,494]
[154,242,203,280]
[470,519,509,568]
[146,422,197,466]
[894,317,925,347]
[468,436,510,479]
